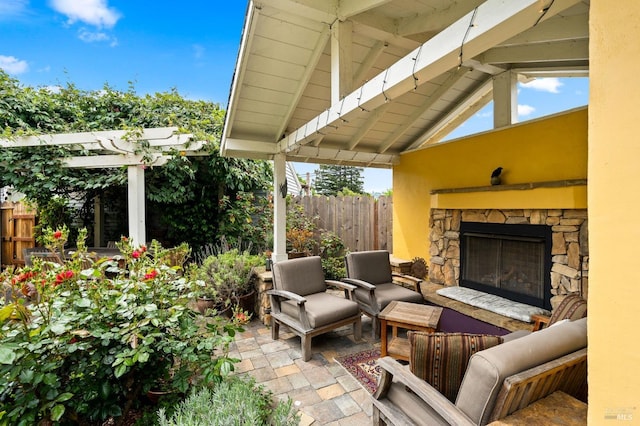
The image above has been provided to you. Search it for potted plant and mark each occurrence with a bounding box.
[196,248,263,315]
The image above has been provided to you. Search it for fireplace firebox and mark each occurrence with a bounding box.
[460,222,552,310]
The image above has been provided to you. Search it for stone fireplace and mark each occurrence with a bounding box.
[429,208,588,308]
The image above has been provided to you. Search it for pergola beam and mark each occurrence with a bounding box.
[0,127,179,148]
[2,127,207,247]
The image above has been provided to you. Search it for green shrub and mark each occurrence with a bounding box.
[0,229,243,425]
[195,248,263,303]
[157,376,299,426]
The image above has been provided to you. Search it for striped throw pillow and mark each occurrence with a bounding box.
[409,332,503,402]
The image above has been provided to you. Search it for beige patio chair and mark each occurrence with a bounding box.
[343,250,424,338]
[268,256,362,361]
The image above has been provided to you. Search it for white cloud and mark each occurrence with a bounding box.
[518,104,536,116]
[78,27,118,46]
[520,78,563,94]
[49,0,120,28]
[43,85,62,93]
[193,44,205,59]
[0,0,29,19]
[0,55,29,74]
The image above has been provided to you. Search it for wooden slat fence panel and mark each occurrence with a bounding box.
[1,201,36,268]
[290,195,392,253]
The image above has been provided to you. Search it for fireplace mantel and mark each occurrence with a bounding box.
[431,179,587,195]
[430,181,587,211]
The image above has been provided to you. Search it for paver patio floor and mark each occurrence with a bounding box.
[229,315,380,425]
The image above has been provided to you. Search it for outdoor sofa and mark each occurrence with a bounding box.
[372,317,587,425]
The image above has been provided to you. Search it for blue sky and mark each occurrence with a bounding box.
[0,0,588,193]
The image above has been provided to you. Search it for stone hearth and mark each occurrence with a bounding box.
[429,209,588,307]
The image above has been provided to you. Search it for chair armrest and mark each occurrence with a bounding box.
[342,278,378,311]
[342,277,375,291]
[374,356,475,426]
[326,279,356,300]
[266,289,311,330]
[531,313,551,331]
[267,289,306,304]
[392,272,422,293]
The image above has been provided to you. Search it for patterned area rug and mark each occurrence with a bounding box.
[336,348,381,394]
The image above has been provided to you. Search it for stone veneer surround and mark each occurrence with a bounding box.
[429,209,589,306]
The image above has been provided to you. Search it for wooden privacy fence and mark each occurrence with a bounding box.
[1,201,36,268]
[291,195,392,253]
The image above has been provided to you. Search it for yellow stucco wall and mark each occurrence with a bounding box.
[392,107,588,261]
[589,1,640,423]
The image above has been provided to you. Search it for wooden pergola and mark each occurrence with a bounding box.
[0,127,205,246]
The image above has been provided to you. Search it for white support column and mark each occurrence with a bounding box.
[272,153,288,264]
[127,165,146,246]
[493,70,518,128]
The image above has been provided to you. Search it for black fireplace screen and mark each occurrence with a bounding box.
[460,222,552,309]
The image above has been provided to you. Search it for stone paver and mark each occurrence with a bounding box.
[232,316,378,425]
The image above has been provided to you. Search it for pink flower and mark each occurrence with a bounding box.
[132,250,141,259]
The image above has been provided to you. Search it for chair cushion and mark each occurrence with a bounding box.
[273,256,326,296]
[346,250,393,285]
[281,292,360,329]
[355,282,423,311]
[548,294,587,325]
[409,332,503,403]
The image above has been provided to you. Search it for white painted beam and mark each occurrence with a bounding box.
[0,127,178,148]
[378,67,470,153]
[493,70,518,128]
[287,145,397,166]
[480,39,589,65]
[62,154,170,168]
[280,0,582,154]
[407,78,494,150]
[331,20,353,104]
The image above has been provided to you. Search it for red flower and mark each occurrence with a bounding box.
[143,269,158,281]
[55,270,74,286]
[132,250,141,259]
[140,245,147,253]
[235,312,248,323]
[53,230,63,239]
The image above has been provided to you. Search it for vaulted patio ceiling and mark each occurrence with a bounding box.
[221,0,589,168]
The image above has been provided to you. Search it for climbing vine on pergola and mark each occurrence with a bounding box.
[0,70,272,250]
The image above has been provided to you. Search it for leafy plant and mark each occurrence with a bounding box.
[157,376,299,426]
[0,228,244,425]
[0,70,273,250]
[195,248,263,306]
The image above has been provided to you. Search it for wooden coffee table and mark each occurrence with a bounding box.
[378,301,443,361]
